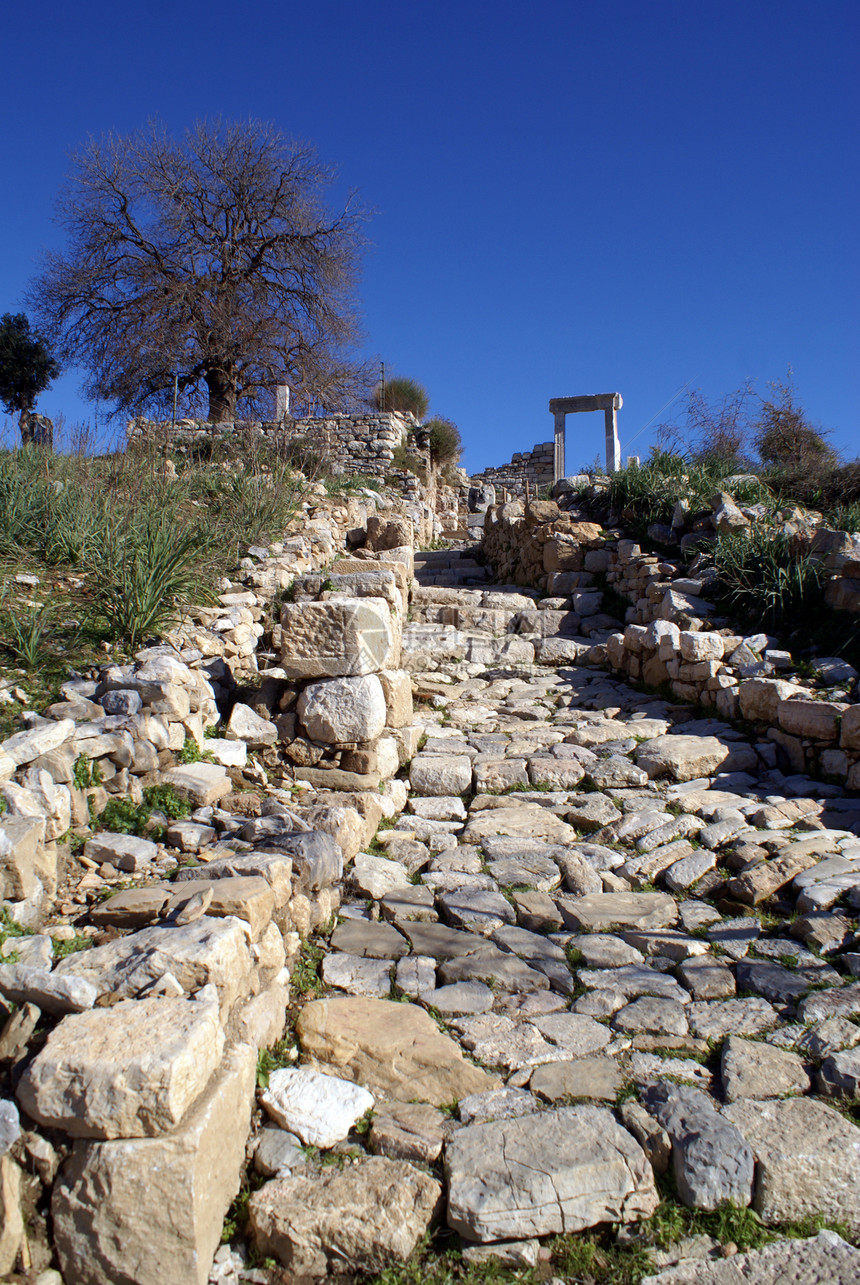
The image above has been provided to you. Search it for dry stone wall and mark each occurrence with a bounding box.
[0,484,431,1281]
[481,496,860,788]
[470,440,555,495]
[127,411,432,481]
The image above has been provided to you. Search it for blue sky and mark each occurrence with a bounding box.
[2,0,857,473]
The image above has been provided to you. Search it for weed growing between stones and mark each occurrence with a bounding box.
[255,1037,297,1090]
[177,735,215,765]
[290,938,326,997]
[0,906,34,962]
[92,783,191,838]
[52,932,93,959]
[72,753,102,789]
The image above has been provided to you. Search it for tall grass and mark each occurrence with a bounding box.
[711,528,826,631]
[0,440,309,649]
[608,451,774,529]
[89,508,215,649]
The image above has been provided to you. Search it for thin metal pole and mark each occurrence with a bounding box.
[172,372,179,430]
[380,362,385,412]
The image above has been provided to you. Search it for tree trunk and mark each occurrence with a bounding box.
[18,401,35,446]
[205,368,238,422]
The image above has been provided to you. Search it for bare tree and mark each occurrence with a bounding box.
[29,119,372,422]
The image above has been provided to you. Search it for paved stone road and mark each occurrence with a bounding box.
[230,546,860,1279]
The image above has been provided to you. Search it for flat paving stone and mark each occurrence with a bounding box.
[578,965,690,1004]
[429,982,494,1015]
[329,920,409,959]
[720,1036,810,1102]
[530,1057,622,1103]
[439,947,550,994]
[451,1014,564,1072]
[687,997,779,1040]
[485,854,562,891]
[640,1229,860,1285]
[528,1013,612,1057]
[403,922,494,961]
[445,1105,658,1241]
[722,1097,860,1234]
[613,997,689,1037]
[437,888,516,935]
[321,954,394,998]
[559,892,678,933]
[570,934,645,968]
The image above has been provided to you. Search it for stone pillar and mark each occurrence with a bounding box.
[604,395,623,473]
[553,411,566,482]
[274,384,290,423]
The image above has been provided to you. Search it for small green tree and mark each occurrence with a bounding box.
[374,376,429,419]
[0,312,60,443]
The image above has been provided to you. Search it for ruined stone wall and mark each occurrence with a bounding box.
[470,440,555,495]
[127,411,432,481]
[481,497,860,786]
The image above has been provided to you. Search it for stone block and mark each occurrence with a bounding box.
[52,1043,255,1285]
[777,699,844,741]
[446,1106,658,1241]
[249,1156,441,1275]
[298,674,387,744]
[722,1097,860,1233]
[379,669,413,728]
[281,599,395,679]
[0,816,51,901]
[161,763,232,807]
[16,996,224,1138]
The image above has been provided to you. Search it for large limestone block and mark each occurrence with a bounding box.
[53,1042,255,1285]
[54,917,253,1019]
[641,1230,860,1285]
[723,1097,860,1233]
[295,997,500,1105]
[463,805,578,845]
[16,996,224,1138]
[166,876,275,941]
[161,762,232,807]
[409,753,472,796]
[298,674,386,744]
[281,598,396,679]
[446,1106,658,1242]
[635,735,736,781]
[738,678,802,723]
[778,698,845,740]
[0,816,52,900]
[249,1157,441,1276]
[1,717,75,767]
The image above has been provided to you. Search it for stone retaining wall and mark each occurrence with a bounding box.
[481,496,860,787]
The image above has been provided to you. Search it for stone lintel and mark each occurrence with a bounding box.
[549,394,622,414]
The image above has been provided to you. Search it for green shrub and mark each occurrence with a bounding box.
[425,417,461,466]
[374,377,429,420]
[95,797,149,835]
[142,784,192,819]
[391,442,428,482]
[753,378,836,473]
[177,736,214,765]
